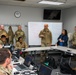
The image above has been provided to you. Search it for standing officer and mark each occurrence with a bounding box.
[8,26,14,44]
[71,26,76,49]
[0,25,2,38]
[0,25,8,43]
[15,25,25,42]
[0,25,8,39]
[39,24,52,47]
[39,24,52,63]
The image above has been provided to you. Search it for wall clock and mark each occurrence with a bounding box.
[14,11,21,18]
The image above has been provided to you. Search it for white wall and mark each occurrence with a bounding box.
[0,5,43,25]
[62,7,76,33]
[0,5,62,44]
[0,5,62,24]
[0,5,43,43]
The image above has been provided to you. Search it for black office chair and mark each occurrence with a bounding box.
[60,60,76,75]
[38,64,52,75]
[60,51,74,65]
[3,44,15,53]
[12,49,21,59]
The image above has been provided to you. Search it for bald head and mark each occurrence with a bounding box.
[18,25,22,30]
[0,25,4,30]
[0,25,1,30]
[44,24,48,30]
[75,26,76,32]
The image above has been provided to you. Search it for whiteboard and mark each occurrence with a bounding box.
[28,22,62,46]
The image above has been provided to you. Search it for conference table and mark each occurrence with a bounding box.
[12,57,24,65]
[24,46,76,65]
[24,46,76,54]
[12,57,37,75]
[12,46,76,75]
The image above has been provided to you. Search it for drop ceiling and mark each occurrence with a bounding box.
[0,0,76,9]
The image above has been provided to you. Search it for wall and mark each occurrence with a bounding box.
[62,7,76,33]
[0,4,62,44]
[0,5,43,25]
[0,5,43,43]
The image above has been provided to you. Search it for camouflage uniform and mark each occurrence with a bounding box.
[0,30,2,38]
[72,32,76,45]
[71,32,76,60]
[8,26,14,44]
[15,30,25,42]
[0,65,12,75]
[39,29,52,47]
[0,40,4,45]
[39,29,52,63]
[71,32,76,49]
[0,30,8,38]
[15,41,28,58]
[15,41,28,49]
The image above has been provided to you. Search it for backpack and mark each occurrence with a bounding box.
[44,56,57,69]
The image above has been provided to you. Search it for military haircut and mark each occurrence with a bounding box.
[18,36,22,41]
[1,35,6,38]
[0,48,10,64]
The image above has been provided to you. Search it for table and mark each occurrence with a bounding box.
[12,46,76,75]
[24,46,76,54]
[52,46,76,54]
[12,57,37,75]
[25,46,51,52]
[12,57,24,75]
[12,56,24,65]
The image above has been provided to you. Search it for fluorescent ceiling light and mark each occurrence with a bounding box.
[39,1,64,5]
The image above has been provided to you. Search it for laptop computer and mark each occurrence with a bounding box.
[14,63,28,71]
[24,55,33,67]
[39,64,52,75]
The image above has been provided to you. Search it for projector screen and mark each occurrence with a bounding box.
[28,22,62,46]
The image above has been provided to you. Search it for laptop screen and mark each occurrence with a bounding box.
[39,65,52,75]
[24,55,32,67]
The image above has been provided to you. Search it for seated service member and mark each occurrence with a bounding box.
[57,29,68,46]
[0,48,12,75]
[15,37,28,57]
[71,26,76,49]
[15,37,28,49]
[0,35,7,45]
[39,24,52,47]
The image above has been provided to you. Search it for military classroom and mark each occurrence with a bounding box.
[0,0,76,75]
